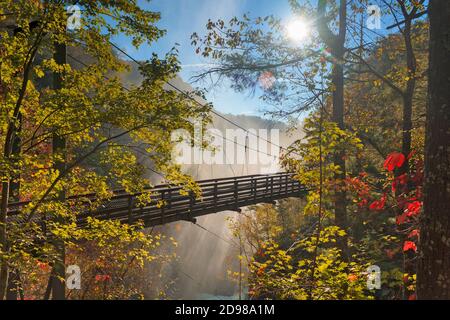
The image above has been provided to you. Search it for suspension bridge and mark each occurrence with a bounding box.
[7,172,307,228]
[6,39,309,229]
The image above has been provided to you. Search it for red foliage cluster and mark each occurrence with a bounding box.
[37,261,49,272]
[383,152,405,172]
[95,274,111,282]
[408,229,420,239]
[403,241,417,252]
[345,174,370,208]
[392,173,408,193]
[406,201,422,216]
[369,194,386,211]
[349,151,424,262]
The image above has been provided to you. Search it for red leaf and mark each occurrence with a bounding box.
[383,152,406,172]
[95,274,111,282]
[396,212,409,225]
[369,194,386,211]
[406,201,422,217]
[37,261,49,272]
[408,229,420,238]
[359,171,368,178]
[403,241,417,252]
[358,198,368,207]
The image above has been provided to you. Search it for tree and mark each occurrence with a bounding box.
[343,15,429,298]
[417,0,450,299]
[229,206,371,300]
[316,0,349,260]
[349,0,427,174]
[0,0,209,299]
[191,0,356,257]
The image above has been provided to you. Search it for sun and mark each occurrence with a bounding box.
[286,17,311,43]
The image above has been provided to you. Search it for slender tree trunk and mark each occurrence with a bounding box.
[0,21,41,299]
[2,22,42,300]
[331,49,349,260]
[6,111,22,300]
[401,18,416,172]
[317,0,349,259]
[50,41,67,300]
[9,113,22,199]
[417,0,450,299]
[0,182,10,299]
[400,23,416,296]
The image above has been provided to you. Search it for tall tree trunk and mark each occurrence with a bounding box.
[50,41,67,300]
[399,18,416,299]
[417,0,450,299]
[0,182,10,299]
[332,47,349,260]
[6,107,22,301]
[401,17,416,172]
[317,0,349,260]
[0,20,41,300]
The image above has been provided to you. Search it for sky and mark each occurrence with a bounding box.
[110,0,417,117]
[112,0,295,116]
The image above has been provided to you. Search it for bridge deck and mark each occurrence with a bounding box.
[7,172,307,227]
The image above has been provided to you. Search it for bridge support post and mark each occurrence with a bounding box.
[189,191,195,213]
[253,178,257,202]
[213,181,218,209]
[285,174,288,194]
[168,189,172,209]
[234,179,239,210]
[270,176,274,197]
[161,191,165,224]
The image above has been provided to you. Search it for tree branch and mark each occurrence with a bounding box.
[25,124,148,222]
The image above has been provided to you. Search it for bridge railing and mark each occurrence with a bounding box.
[7,172,307,227]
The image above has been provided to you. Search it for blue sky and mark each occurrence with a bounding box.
[111,0,417,117]
[112,0,295,116]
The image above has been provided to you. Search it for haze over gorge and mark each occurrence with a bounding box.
[114,59,305,299]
